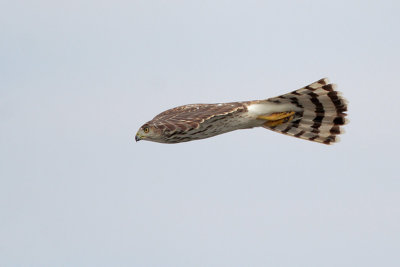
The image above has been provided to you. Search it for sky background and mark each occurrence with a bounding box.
[1,0,400,266]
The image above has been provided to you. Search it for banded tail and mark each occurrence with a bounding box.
[264,78,348,144]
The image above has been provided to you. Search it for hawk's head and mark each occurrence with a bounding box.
[135,123,163,142]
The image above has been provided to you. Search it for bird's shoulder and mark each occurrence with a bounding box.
[153,102,247,122]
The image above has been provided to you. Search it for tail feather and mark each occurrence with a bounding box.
[264,78,348,145]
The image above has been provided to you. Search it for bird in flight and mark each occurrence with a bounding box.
[135,78,348,144]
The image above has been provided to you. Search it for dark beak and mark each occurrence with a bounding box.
[135,134,141,142]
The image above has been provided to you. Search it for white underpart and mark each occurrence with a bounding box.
[247,102,301,117]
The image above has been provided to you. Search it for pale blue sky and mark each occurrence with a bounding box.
[1,0,400,266]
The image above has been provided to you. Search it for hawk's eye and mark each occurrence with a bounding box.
[143,127,149,133]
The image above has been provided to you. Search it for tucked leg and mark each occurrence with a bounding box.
[257,111,295,127]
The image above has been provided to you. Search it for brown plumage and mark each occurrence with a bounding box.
[135,78,348,144]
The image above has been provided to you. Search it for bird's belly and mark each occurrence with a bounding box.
[164,113,258,143]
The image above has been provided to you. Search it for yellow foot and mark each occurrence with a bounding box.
[258,111,295,127]
[257,111,295,121]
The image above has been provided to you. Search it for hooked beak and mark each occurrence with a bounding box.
[135,134,141,142]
